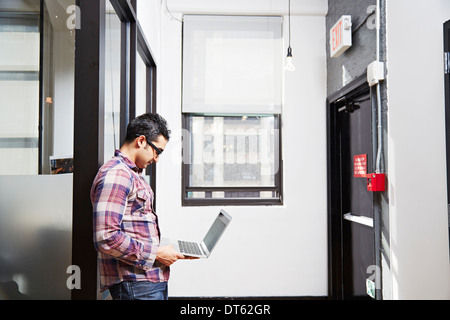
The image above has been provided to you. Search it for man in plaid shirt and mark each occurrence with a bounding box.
[91,113,188,300]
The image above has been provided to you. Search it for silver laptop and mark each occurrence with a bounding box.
[164,209,232,258]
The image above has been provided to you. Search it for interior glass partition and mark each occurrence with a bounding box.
[135,54,147,117]
[104,1,122,162]
[0,0,75,299]
[0,4,40,174]
[0,0,157,300]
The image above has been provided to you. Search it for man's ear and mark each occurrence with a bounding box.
[135,135,146,148]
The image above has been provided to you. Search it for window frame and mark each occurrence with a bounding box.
[181,113,283,206]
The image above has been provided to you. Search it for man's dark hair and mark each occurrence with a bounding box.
[124,113,171,143]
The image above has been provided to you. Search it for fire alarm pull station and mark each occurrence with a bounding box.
[366,173,385,192]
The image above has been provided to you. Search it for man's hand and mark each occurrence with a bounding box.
[155,245,200,266]
[156,245,185,266]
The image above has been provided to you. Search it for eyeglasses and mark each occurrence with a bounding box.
[136,134,163,156]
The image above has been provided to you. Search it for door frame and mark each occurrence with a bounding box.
[326,73,374,300]
[444,19,450,250]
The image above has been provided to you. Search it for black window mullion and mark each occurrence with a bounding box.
[274,115,283,201]
[110,0,136,22]
[72,0,106,300]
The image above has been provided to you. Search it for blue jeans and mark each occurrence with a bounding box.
[109,281,168,300]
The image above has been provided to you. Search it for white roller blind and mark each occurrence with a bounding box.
[182,15,282,114]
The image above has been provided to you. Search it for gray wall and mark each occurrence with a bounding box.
[326,0,377,95]
[326,0,390,299]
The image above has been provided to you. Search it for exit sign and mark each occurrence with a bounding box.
[330,15,352,58]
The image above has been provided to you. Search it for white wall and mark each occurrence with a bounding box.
[386,0,450,299]
[147,0,329,297]
[137,0,161,65]
[136,0,450,299]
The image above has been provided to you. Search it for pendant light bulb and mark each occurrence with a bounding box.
[285,0,295,72]
[285,46,295,72]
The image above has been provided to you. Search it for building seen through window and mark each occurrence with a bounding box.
[186,115,280,201]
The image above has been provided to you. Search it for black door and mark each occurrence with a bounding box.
[327,76,377,300]
[339,90,375,299]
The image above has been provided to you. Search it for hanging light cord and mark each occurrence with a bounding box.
[288,0,291,49]
[286,0,293,58]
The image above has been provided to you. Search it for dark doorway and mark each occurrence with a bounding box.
[444,19,450,250]
[327,75,378,300]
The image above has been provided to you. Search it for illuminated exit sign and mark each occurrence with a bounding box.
[330,15,352,58]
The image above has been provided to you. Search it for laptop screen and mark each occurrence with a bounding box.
[203,212,229,252]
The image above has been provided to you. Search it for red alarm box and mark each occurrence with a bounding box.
[366,173,385,192]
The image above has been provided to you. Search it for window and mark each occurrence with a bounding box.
[104,1,122,161]
[0,0,76,300]
[182,15,283,205]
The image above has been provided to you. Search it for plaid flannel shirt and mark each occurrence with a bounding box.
[91,150,169,292]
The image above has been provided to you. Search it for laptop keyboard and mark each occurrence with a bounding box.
[178,241,202,255]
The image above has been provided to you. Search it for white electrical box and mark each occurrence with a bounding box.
[367,61,385,86]
[330,15,352,58]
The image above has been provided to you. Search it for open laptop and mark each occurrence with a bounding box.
[163,209,232,258]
